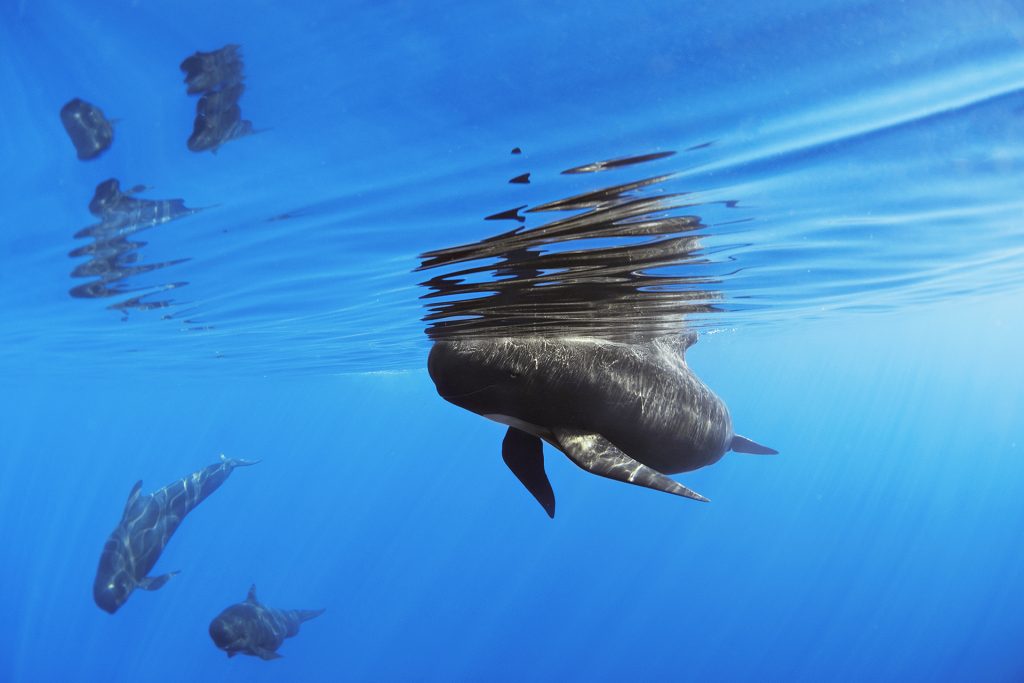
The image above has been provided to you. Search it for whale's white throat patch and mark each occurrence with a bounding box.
[483,414,549,439]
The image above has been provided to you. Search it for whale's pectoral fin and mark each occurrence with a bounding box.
[730,435,778,455]
[552,428,709,503]
[138,571,180,591]
[502,427,556,518]
[258,649,283,660]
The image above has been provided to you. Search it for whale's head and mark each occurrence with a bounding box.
[209,609,249,657]
[428,339,532,415]
[92,566,134,614]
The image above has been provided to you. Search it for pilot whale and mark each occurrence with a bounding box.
[209,585,324,660]
[93,454,259,614]
[428,334,775,517]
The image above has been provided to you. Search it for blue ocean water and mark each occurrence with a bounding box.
[2,1,1023,681]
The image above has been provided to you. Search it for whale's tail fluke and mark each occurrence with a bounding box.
[296,608,325,623]
[730,435,778,455]
[220,453,261,467]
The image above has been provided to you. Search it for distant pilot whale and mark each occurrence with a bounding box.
[209,585,324,660]
[93,454,259,614]
[428,334,776,517]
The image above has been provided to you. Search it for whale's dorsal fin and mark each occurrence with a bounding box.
[122,480,143,517]
[502,427,556,518]
[730,435,778,455]
[552,428,709,502]
[653,332,697,361]
[247,584,259,605]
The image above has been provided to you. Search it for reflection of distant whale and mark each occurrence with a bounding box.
[180,45,254,153]
[429,335,776,516]
[180,45,243,94]
[59,98,113,160]
[209,585,324,660]
[93,454,259,614]
[85,178,197,228]
[68,178,199,312]
[187,85,253,153]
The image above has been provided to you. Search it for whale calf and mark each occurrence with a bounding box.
[93,454,259,614]
[428,334,776,516]
[209,585,324,660]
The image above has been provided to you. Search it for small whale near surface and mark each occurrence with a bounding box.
[209,585,324,660]
[92,454,259,614]
[428,334,776,517]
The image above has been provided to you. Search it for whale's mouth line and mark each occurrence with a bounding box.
[439,383,498,400]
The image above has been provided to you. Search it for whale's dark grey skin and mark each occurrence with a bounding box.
[209,585,324,660]
[428,335,776,516]
[59,98,113,160]
[93,454,259,614]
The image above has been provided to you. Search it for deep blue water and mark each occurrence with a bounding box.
[2,1,1024,681]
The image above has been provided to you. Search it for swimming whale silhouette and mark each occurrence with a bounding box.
[92,454,259,614]
[428,334,776,517]
[209,585,324,660]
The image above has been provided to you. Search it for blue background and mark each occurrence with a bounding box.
[1,1,1023,681]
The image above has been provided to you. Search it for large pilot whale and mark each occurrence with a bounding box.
[209,585,324,660]
[93,454,259,614]
[428,334,775,517]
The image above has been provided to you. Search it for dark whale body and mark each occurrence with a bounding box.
[59,98,113,160]
[428,335,775,516]
[93,454,258,614]
[209,585,324,660]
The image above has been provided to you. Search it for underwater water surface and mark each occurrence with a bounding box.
[1,0,1023,681]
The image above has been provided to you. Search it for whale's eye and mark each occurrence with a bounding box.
[509,372,519,379]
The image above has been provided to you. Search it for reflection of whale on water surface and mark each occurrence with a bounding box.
[93,454,259,614]
[180,44,243,95]
[419,151,776,515]
[59,98,114,160]
[187,85,254,153]
[180,44,255,153]
[68,179,200,315]
[209,585,324,660]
